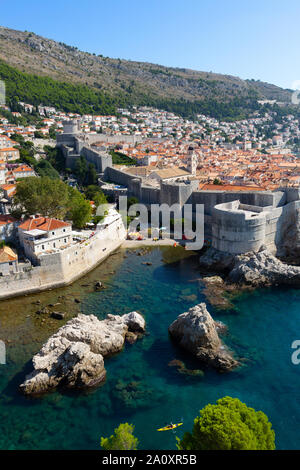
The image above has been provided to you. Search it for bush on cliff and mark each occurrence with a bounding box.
[100,423,138,450]
[177,397,275,450]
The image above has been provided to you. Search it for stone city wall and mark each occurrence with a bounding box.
[0,216,126,300]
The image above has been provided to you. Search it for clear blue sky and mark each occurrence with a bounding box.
[1,0,299,89]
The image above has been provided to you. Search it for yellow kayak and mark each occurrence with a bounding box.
[157,423,183,432]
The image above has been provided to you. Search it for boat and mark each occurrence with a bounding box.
[157,423,183,432]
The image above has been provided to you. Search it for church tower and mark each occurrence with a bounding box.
[187,145,198,176]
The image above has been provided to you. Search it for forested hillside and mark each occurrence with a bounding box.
[0,26,295,120]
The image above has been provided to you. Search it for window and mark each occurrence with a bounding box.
[53,243,56,248]
[64,239,67,243]
[42,245,45,250]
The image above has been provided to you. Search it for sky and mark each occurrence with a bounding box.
[0,0,299,90]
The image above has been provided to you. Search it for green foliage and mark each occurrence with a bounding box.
[73,158,98,186]
[34,130,45,139]
[0,58,268,121]
[86,163,98,186]
[34,159,60,179]
[0,59,117,115]
[44,145,66,173]
[100,423,138,450]
[74,156,87,185]
[14,177,92,228]
[177,397,276,450]
[66,186,92,228]
[127,196,139,210]
[110,150,137,166]
[14,177,69,219]
[11,137,60,178]
[84,185,107,207]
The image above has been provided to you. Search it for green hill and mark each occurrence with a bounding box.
[0,26,295,120]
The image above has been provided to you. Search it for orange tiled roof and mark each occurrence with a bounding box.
[199,183,264,192]
[0,215,17,226]
[19,217,70,232]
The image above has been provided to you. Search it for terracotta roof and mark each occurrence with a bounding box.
[19,217,70,232]
[199,183,264,192]
[0,246,17,263]
[0,215,17,226]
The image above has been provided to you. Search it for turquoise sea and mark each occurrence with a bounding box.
[0,246,299,450]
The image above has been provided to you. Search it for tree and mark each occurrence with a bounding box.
[14,177,92,228]
[66,186,92,228]
[177,397,275,451]
[14,177,69,219]
[84,185,107,207]
[35,159,60,179]
[86,163,98,186]
[74,156,87,185]
[100,423,138,451]
[44,145,66,173]
[127,196,139,210]
[34,130,45,139]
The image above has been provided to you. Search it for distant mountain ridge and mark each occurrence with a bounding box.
[0,26,294,119]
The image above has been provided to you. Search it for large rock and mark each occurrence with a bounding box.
[168,303,238,371]
[20,312,145,396]
[199,247,235,272]
[229,248,300,287]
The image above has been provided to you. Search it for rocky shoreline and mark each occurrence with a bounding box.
[20,311,145,396]
[199,246,300,307]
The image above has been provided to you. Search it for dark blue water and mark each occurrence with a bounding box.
[0,247,299,449]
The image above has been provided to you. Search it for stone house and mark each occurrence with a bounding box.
[18,216,73,264]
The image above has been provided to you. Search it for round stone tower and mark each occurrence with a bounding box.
[63,120,80,135]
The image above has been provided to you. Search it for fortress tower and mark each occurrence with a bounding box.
[62,120,81,135]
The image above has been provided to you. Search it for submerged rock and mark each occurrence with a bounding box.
[168,359,204,377]
[168,303,238,371]
[51,312,65,320]
[20,311,145,396]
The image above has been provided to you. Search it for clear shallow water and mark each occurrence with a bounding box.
[0,247,299,450]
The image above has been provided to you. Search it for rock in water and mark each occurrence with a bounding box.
[229,248,300,287]
[20,312,145,396]
[168,303,238,371]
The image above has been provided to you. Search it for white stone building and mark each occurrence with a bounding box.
[18,217,73,264]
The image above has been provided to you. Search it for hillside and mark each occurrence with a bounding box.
[0,25,294,119]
